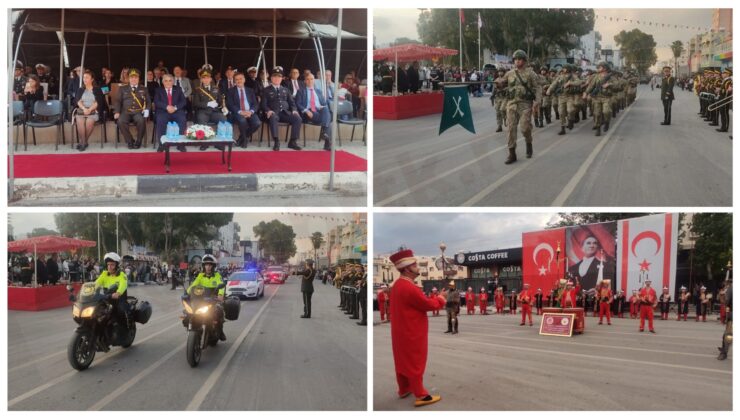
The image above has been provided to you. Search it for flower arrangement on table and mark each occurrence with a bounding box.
[185,124,216,140]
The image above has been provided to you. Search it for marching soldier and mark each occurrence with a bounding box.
[504,50,542,164]
[660,66,675,126]
[538,66,552,126]
[548,64,579,136]
[479,287,489,315]
[493,68,508,132]
[717,277,732,360]
[584,61,613,136]
[444,280,461,334]
[677,285,691,321]
[466,286,476,315]
[639,279,657,333]
[574,67,587,122]
[627,71,639,106]
[518,284,533,326]
[113,68,150,149]
[597,279,613,325]
[716,68,732,133]
[260,67,303,151]
[658,287,671,320]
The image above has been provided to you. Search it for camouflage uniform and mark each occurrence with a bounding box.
[547,65,579,135]
[504,50,542,164]
[584,62,614,136]
[493,70,508,132]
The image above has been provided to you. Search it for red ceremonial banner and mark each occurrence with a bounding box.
[522,228,566,293]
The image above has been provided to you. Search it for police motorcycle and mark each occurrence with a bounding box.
[66,254,152,371]
[181,283,240,367]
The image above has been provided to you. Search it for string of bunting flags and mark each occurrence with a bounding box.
[593,13,712,32]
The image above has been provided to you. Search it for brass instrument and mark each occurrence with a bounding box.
[707,95,732,112]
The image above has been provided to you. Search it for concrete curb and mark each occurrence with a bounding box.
[11,171,366,200]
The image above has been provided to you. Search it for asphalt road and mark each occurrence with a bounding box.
[8,278,366,411]
[373,310,732,410]
[374,85,732,206]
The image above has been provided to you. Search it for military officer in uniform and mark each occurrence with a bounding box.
[584,61,613,137]
[356,265,368,326]
[13,62,26,96]
[444,280,461,334]
[294,259,317,319]
[660,66,675,125]
[191,69,227,151]
[113,68,150,149]
[260,67,302,151]
[504,50,542,164]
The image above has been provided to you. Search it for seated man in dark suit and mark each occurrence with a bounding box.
[296,73,332,151]
[226,72,261,148]
[261,67,302,151]
[283,67,304,99]
[218,65,236,94]
[153,74,187,151]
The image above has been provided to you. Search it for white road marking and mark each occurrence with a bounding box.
[185,285,281,410]
[8,320,182,408]
[551,91,642,206]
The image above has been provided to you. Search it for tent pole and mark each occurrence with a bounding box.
[58,9,65,99]
[33,243,37,287]
[202,34,208,66]
[328,9,343,191]
[291,39,305,70]
[272,9,277,68]
[183,37,188,70]
[316,33,328,101]
[106,34,111,68]
[9,16,25,202]
[144,34,149,87]
[79,31,88,88]
[394,51,398,96]
[256,37,263,70]
[219,36,226,72]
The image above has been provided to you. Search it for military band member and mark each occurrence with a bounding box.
[493,68,508,132]
[629,290,639,319]
[716,68,732,133]
[639,279,657,333]
[113,68,150,149]
[584,62,613,137]
[260,67,303,151]
[377,284,389,323]
[717,278,732,360]
[614,289,626,318]
[534,287,544,315]
[697,286,709,322]
[659,287,671,320]
[430,287,440,316]
[504,50,542,164]
[444,281,461,334]
[466,287,476,315]
[494,287,505,314]
[597,279,613,325]
[518,284,533,326]
[677,286,690,321]
[560,281,580,309]
[357,267,367,326]
[660,66,675,126]
[479,287,489,315]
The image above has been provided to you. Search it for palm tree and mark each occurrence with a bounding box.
[310,232,324,265]
[671,40,684,78]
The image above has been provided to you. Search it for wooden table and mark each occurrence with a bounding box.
[160,136,235,173]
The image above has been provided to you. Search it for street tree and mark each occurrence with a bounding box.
[614,29,657,75]
[690,213,732,284]
[29,227,60,237]
[253,220,297,264]
[311,231,325,264]
[671,40,684,76]
[547,213,652,228]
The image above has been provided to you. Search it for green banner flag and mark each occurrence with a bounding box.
[439,85,475,135]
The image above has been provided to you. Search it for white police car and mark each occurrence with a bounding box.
[225,270,265,300]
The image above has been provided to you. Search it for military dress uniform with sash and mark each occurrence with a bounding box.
[114,70,151,148]
[717,70,732,132]
[660,72,675,125]
[192,77,227,126]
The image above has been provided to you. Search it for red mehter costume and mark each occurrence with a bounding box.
[478,291,488,314]
[639,284,657,332]
[518,287,533,325]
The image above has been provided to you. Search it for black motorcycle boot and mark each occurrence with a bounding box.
[526,142,533,158]
[272,137,280,151]
[288,139,302,150]
[558,126,566,135]
[505,148,517,164]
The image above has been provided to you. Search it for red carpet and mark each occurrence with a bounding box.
[12,150,366,178]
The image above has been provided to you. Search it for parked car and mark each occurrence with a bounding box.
[225,270,265,299]
[263,266,287,284]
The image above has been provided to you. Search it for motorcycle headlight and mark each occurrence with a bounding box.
[196,305,210,315]
[182,301,193,314]
[81,306,96,318]
[72,306,80,317]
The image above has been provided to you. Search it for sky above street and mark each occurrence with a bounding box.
[373,8,715,63]
[9,213,359,241]
[374,213,559,256]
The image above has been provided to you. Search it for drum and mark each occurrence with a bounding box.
[563,307,585,334]
[542,307,562,314]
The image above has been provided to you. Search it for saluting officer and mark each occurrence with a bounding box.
[260,67,303,151]
[294,259,317,319]
[113,68,151,149]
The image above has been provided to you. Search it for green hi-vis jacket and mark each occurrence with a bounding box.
[188,272,225,296]
[94,270,128,295]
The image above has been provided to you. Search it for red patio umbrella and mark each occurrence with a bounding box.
[373,44,458,95]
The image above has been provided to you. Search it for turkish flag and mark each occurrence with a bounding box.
[522,228,566,293]
[617,214,678,295]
